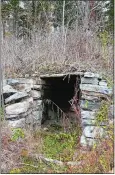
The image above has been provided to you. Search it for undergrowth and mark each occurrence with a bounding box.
[34,124,82,162]
[8,122,113,174]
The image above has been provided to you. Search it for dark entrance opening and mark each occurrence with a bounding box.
[40,74,81,127]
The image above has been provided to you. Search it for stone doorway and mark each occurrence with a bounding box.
[40,73,82,128]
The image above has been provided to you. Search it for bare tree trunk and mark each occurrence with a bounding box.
[62,0,65,35]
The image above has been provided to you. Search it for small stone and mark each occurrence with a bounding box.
[43,127,49,131]
[25,74,30,78]
[5,92,28,104]
[99,80,107,87]
[67,161,82,166]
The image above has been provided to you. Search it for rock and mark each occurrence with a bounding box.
[7,118,25,128]
[80,135,97,147]
[81,118,96,126]
[25,74,30,78]
[99,80,107,87]
[32,74,38,77]
[81,118,107,127]
[3,79,7,86]
[25,112,42,125]
[109,105,114,119]
[12,84,30,92]
[32,85,42,91]
[5,97,33,115]
[109,119,114,125]
[39,155,64,166]
[3,85,17,94]
[31,90,41,100]
[43,127,49,131]
[33,100,42,110]
[81,100,101,111]
[81,91,110,101]
[7,79,19,85]
[5,108,32,120]
[81,110,96,119]
[67,161,82,166]
[81,77,99,85]
[84,72,100,78]
[13,78,36,85]
[81,94,100,101]
[25,114,33,124]
[83,126,104,138]
[5,92,28,104]
[32,110,42,120]
[80,84,112,95]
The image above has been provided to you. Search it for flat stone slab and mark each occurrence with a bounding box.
[81,100,101,111]
[81,118,96,126]
[80,84,112,95]
[81,91,111,101]
[5,92,28,104]
[5,108,32,120]
[81,110,96,119]
[7,79,19,85]
[5,97,33,115]
[81,94,100,101]
[84,72,101,78]
[81,77,99,85]
[3,85,17,94]
[81,118,107,127]
[40,72,84,79]
[14,78,36,84]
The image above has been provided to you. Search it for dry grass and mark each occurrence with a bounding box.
[2,28,113,79]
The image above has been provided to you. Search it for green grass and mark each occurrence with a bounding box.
[41,125,81,162]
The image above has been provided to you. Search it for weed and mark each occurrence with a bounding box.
[10,168,21,174]
[11,128,25,141]
[42,129,81,162]
[95,101,110,126]
[0,107,4,121]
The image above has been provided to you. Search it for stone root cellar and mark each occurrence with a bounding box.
[2,71,113,147]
